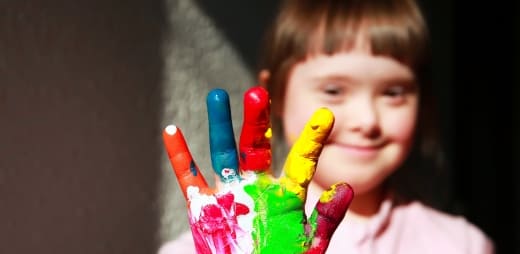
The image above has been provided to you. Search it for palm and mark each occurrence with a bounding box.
[163,86,353,254]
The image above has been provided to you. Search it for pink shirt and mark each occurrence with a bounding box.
[159,191,494,254]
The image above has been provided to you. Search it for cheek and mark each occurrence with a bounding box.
[382,108,417,147]
[281,101,317,145]
[281,112,308,145]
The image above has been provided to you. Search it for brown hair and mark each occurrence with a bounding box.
[259,0,449,208]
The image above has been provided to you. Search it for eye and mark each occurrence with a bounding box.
[383,86,406,97]
[315,78,350,104]
[318,84,346,104]
[382,85,410,105]
[323,85,343,96]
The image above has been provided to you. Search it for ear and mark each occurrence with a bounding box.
[257,69,270,88]
[256,69,285,118]
[257,69,282,116]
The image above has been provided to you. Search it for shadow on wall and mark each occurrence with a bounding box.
[1,1,165,253]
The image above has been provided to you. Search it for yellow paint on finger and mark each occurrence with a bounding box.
[281,108,334,200]
[265,127,272,139]
[319,184,337,203]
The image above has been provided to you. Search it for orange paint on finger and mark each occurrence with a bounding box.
[163,125,209,199]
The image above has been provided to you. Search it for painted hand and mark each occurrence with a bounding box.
[162,86,354,254]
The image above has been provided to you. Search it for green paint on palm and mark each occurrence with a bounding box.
[307,209,318,242]
[244,174,308,254]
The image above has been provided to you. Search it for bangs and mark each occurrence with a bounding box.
[286,0,429,68]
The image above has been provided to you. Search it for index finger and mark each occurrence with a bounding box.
[280,108,334,200]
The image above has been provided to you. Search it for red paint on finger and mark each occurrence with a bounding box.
[239,86,272,171]
[307,183,354,254]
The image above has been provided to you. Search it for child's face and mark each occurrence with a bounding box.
[281,46,418,196]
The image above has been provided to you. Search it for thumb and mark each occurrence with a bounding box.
[306,183,354,254]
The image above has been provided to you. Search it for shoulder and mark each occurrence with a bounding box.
[392,201,494,254]
[157,231,196,254]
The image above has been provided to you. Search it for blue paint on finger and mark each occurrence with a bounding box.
[207,89,240,182]
[190,160,198,176]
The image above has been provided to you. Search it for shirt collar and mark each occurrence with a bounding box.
[310,191,394,244]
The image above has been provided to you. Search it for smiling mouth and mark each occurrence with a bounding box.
[330,142,385,158]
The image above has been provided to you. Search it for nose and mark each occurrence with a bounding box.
[339,97,380,138]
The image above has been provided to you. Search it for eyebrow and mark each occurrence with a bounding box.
[378,76,416,86]
[311,73,416,88]
[311,74,357,84]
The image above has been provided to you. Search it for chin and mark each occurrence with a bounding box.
[316,161,393,191]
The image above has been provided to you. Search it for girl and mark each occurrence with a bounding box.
[258,0,494,253]
[160,0,494,253]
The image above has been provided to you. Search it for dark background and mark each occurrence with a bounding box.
[1,1,164,253]
[1,0,517,253]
